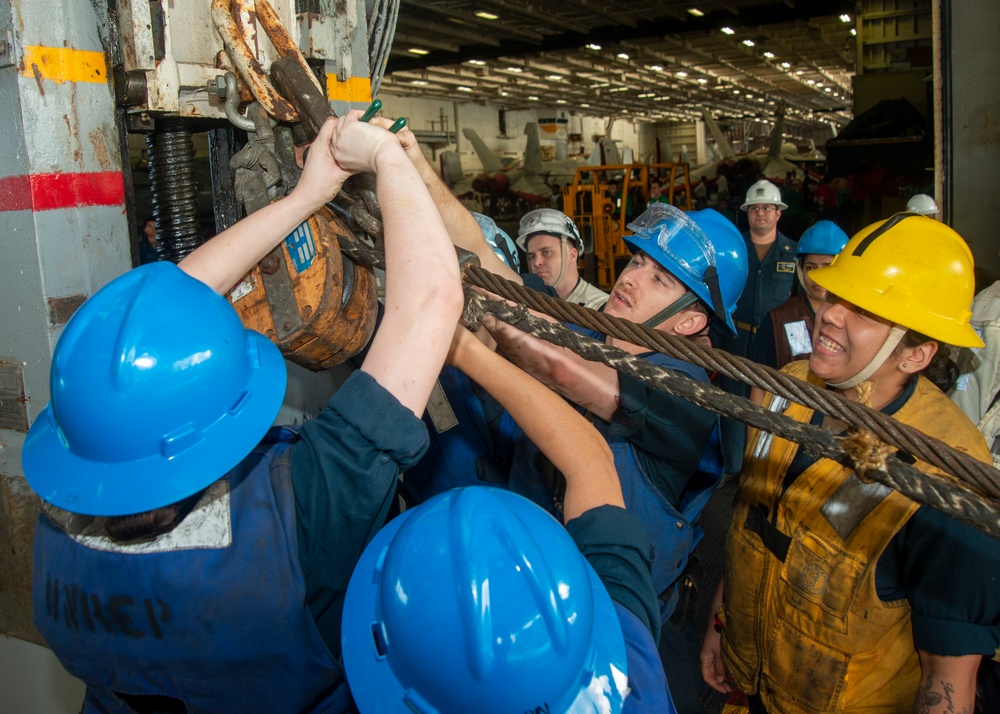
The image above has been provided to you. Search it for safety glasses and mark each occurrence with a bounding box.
[626,202,716,283]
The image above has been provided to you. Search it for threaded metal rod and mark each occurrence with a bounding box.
[146,118,203,262]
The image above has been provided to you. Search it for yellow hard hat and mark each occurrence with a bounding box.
[809,213,983,348]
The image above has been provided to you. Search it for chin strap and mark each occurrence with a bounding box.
[551,238,569,294]
[795,263,807,293]
[826,325,907,390]
[642,291,700,329]
[640,269,721,331]
[703,265,727,325]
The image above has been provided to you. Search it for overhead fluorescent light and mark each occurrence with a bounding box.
[457,86,472,92]
[824,87,832,92]
[781,62,791,68]
[742,39,755,47]
[697,78,708,84]
[850,28,857,36]
[733,89,740,94]
[547,74,562,80]
[580,103,590,107]
[556,99,567,104]
[648,64,663,72]
[466,59,486,66]
[408,48,430,55]
[721,27,735,35]
[688,8,704,17]
[675,70,688,78]
[410,80,428,86]
[586,43,602,51]
[806,79,815,85]
[506,66,523,72]
[763,51,775,59]
[475,11,499,20]
[500,91,509,96]
[528,95,539,100]
[617,53,630,60]
[839,14,851,23]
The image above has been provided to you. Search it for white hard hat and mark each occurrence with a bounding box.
[906,193,940,216]
[740,179,788,211]
[515,208,584,252]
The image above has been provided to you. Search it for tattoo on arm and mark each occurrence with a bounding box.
[913,672,971,714]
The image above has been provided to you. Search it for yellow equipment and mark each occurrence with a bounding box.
[564,162,693,289]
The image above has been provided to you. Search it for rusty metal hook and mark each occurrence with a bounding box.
[211,0,325,123]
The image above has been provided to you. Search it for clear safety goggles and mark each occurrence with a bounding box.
[626,202,716,283]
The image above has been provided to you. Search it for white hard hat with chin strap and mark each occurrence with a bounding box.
[516,208,583,294]
[524,233,576,294]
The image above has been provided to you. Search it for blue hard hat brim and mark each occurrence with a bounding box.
[622,233,738,336]
[22,331,287,516]
[342,496,629,714]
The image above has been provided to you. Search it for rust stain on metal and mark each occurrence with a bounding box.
[212,0,299,121]
[0,363,29,434]
[63,114,82,164]
[0,475,46,644]
[30,63,44,96]
[257,0,324,95]
[89,129,111,170]
[256,0,297,55]
[47,294,87,327]
[65,89,84,165]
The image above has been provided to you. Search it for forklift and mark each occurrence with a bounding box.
[564,162,692,290]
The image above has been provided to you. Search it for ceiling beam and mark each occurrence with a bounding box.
[386,0,854,72]
[470,0,592,34]
[395,16,502,47]
[400,0,548,43]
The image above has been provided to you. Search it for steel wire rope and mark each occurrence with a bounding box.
[458,287,1000,539]
[463,266,1000,502]
[330,210,1000,537]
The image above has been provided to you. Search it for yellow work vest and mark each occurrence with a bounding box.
[721,360,991,713]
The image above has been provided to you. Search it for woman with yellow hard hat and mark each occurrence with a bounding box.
[700,213,1000,713]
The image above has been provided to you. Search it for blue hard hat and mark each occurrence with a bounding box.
[22,262,287,516]
[625,203,748,335]
[342,487,629,714]
[797,220,849,258]
[472,211,520,272]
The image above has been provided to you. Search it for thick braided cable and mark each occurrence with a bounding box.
[463,289,1000,539]
[464,266,1000,501]
[331,231,1000,529]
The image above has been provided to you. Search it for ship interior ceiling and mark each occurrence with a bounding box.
[384,0,859,139]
